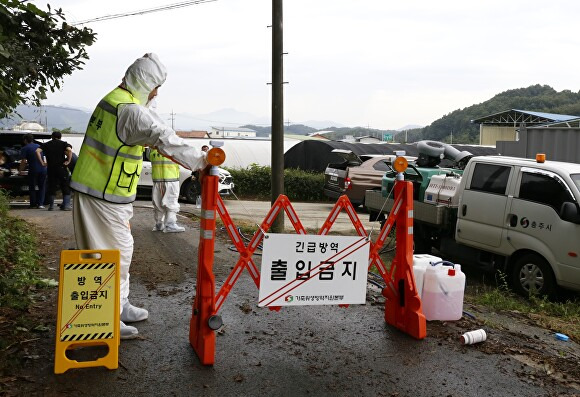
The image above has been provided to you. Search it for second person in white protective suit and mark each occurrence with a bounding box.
[150,148,185,232]
[70,53,208,339]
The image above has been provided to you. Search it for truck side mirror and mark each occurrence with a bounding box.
[560,202,580,224]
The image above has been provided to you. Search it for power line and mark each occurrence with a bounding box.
[72,0,217,26]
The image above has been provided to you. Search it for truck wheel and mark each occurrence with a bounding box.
[413,237,431,254]
[181,179,201,204]
[511,254,556,298]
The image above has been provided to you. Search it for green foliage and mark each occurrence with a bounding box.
[225,164,326,201]
[0,190,42,309]
[418,84,580,144]
[284,167,326,201]
[467,278,580,340]
[0,0,96,118]
[52,126,72,133]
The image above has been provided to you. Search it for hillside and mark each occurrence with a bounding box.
[0,104,89,132]
[406,85,580,144]
[4,85,579,142]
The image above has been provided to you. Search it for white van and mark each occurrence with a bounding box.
[456,156,580,295]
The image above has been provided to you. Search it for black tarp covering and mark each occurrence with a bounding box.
[283,141,499,172]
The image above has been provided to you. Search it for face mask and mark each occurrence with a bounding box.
[146,97,158,110]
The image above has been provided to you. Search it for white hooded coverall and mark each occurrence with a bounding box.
[151,158,181,229]
[72,53,207,319]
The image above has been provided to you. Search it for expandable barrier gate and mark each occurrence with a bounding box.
[190,162,426,365]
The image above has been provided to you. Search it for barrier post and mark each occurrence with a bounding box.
[189,164,220,365]
[383,179,426,339]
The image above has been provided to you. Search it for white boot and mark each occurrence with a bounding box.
[163,223,185,233]
[120,321,139,340]
[121,301,149,323]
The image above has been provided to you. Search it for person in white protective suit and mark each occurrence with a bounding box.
[150,148,185,232]
[70,53,208,339]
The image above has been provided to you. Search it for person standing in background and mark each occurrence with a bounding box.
[19,133,47,208]
[150,148,185,233]
[36,131,72,211]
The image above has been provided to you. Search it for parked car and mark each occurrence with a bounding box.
[0,130,52,196]
[61,138,235,204]
[138,149,234,203]
[323,149,401,207]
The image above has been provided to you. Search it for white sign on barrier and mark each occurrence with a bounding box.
[258,234,370,307]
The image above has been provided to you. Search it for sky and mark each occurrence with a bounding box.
[37,0,580,130]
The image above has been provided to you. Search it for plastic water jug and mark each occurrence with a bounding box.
[412,254,442,298]
[421,263,465,321]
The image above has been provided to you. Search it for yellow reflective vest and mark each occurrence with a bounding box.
[70,87,144,203]
[150,149,180,182]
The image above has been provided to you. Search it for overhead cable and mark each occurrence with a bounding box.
[72,0,217,26]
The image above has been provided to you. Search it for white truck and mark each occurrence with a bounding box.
[365,141,580,297]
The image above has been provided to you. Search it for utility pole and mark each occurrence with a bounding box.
[169,110,176,130]
[271,0,284,233]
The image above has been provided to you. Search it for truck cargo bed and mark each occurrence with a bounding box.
[365,189,450,225]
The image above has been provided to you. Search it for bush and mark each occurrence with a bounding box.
[0,190,42,309]
[226,164,327,202]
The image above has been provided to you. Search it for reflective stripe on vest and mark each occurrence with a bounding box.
[70,87,144,203]
[150,149,180,182]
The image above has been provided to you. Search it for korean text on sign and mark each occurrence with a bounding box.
[258,234,370,307]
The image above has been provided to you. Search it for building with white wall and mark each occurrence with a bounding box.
[209,126,256,138]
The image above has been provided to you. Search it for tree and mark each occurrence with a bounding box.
[0,0,96,118]
[52,126,71,134]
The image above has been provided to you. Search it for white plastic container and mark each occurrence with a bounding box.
[421,264,466,321]
[423,174,461,207]
[412,254,442,298]
[461,329,487,345]
[424,174,446,205]
[438,175,461,207]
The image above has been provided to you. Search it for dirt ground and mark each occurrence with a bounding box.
[1,202,579,397]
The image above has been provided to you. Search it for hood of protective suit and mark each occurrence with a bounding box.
[123,53,167,105]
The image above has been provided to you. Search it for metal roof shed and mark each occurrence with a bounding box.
[471,109,579,146]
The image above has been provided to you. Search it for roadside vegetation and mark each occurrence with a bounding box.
[466,277,580,340]
[225,164,326,202]
[0,190,52,373]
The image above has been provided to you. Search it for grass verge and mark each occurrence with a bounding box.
[0,190,52,374]
[466,279,580,341]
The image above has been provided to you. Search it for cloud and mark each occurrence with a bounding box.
[42,0,580,129]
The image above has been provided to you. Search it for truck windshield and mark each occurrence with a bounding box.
[571,174,580,193]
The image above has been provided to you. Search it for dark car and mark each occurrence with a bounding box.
[323,149,399,207]
[0,130,52,196]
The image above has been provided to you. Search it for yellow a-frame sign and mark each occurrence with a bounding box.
[54,250,120,374]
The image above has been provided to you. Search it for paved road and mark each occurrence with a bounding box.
[9,200,580,397]
[183,198,378,234]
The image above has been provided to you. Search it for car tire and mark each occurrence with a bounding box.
[181,179,201,204]
[511,253,556,298]
[413,237,431,254]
